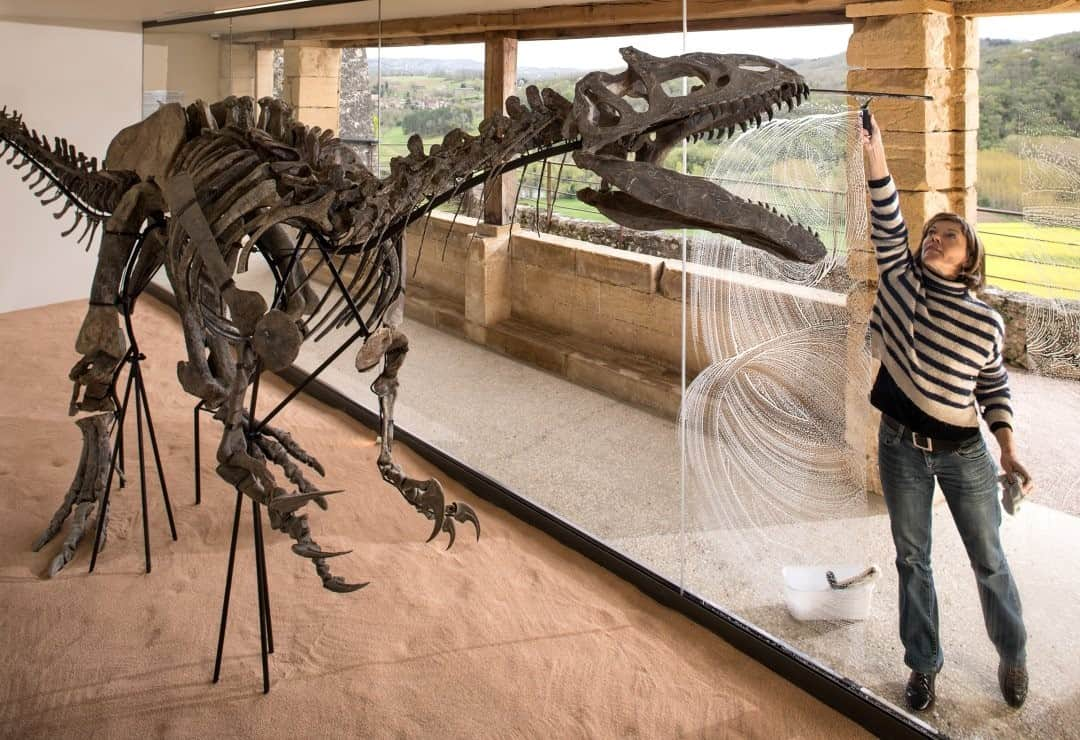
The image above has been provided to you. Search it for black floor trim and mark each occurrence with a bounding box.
[145,282,938,738]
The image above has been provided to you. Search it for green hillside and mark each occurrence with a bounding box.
[979,32,1080,147]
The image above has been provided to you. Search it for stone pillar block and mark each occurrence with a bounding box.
[842,282,879,494]
[848,12,950,70]
[255,48,275,99]
[848,13,978,71]
[283,44,340,133]
[884,129,977,190]
[283,46,340,78]
[465,227,512,333]
[219,43,256,99]
[950,16,979,70]
[898,188,951,233]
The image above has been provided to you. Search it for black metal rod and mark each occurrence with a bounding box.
[253,501,274,656]
[134,360,151,574]
[252,500,271,694]
[809,88,933,100]
[194,401,204,505]
[89,367,135,573]
[212,490,244,684]
[251,324,368,434]
[135,360,177,540]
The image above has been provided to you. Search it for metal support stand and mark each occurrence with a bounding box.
[193,400,217,505]
[212,491,275,693]
[212,364,275,693]
[88,344,178,574]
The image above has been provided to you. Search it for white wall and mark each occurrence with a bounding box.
[0,19,142,314]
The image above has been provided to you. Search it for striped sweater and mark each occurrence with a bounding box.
[868,175,1014,433]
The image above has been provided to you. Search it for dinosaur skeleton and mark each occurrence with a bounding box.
[1,48,825,592]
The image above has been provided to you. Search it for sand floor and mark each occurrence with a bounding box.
[0,298,867,739]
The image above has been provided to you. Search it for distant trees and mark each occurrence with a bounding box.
[401,106,476,138]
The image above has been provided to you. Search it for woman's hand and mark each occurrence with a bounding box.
[1000,450,1035,495]
[861,111,890,181]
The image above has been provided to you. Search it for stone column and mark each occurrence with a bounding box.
[843,2,979,493]
[282,42,341,133]
[464,224,513,344]
[219,43,256,98]
[255,48,276,99]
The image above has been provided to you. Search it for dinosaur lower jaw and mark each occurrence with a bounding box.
[573,152,826,264]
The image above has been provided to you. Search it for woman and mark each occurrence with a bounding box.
[861,113,1033,712]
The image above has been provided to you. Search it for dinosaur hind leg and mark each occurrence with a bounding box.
[33,413,112,575]
[371,330,480,548]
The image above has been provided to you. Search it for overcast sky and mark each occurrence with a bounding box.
[370,12,1080,68]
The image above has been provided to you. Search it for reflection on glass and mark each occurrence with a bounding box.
[136,12,1080,737]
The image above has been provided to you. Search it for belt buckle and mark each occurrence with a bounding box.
[912,432,933,452]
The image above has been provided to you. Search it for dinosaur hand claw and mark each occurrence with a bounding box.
[322,576,369,593]
[291,543,352,559]
[268,488,344,514]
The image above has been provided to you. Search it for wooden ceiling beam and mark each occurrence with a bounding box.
[954,0,1079,14]
[303,11,847,49]
[231,0,848,44]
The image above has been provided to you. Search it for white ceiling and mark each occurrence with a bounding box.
[1,0,624,30]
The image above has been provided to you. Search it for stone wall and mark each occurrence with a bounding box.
[981,287,1080,381]
[516,208,684,260]
[339,48,374,141]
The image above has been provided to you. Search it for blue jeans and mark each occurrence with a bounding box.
[878,419,1027,674]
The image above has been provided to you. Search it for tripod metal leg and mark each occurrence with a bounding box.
[135,366,150,574]
[212,490,244,683]
[134,360,177,540]
[253,501,271,693]
[253,500,274,655]
[194,401,204,505]
[89,368,135,573]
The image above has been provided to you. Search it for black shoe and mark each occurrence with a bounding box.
[905,670,936,712]
[998,661,1028,708]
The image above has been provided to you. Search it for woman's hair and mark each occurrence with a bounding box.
[916,212,985,291]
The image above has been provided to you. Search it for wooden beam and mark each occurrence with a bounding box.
[955,0,1079,14]
[226,0,847,44]
[483,31,519,226]
[297,11,847,49]
[846,0,953,16]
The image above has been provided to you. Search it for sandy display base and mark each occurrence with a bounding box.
[0,298,866,738]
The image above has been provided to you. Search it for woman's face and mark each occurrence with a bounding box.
[920,219,968,279]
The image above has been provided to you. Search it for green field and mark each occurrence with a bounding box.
[978,222,1080,300]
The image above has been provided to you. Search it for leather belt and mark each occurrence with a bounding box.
[881,414,977,453]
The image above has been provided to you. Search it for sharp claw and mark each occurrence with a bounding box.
[416,483,445,542]
[443,518,456,550]
[449,502,481,541]
[268,488,344,514]
[291,543,352,559]
[323,577,368,593]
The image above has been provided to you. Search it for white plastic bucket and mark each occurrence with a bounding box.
[782,565,877,622]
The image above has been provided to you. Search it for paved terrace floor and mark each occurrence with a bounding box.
[209,264,1080,737]
[286,298,1080,740]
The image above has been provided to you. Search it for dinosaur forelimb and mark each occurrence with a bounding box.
[370,330,480,548]
[33,413,112,576]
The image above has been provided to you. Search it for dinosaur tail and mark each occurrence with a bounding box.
[0,106,140,247]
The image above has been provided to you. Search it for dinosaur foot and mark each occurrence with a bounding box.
[380,464,481,549]
[33,413,111,576]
